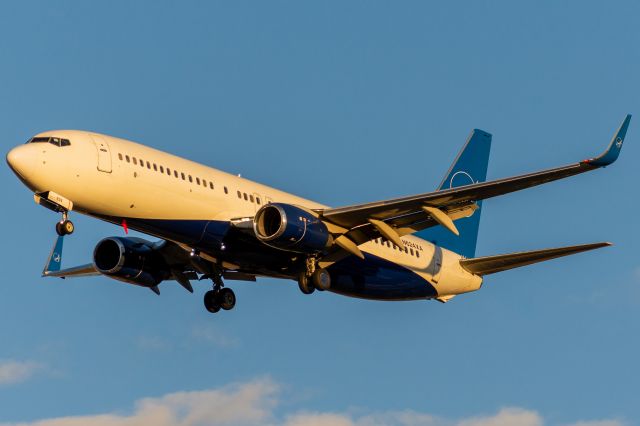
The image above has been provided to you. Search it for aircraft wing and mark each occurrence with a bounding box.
[41,235,100,278]
[41,235,206,294]
[319,115,630,246]
[43,263,99,278]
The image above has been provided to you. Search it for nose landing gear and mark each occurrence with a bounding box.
[55,212,74,236]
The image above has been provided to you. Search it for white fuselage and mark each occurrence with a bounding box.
[7,130,482,301]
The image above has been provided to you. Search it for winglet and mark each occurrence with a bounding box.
[42,236,64,276]
[586,114,631,167]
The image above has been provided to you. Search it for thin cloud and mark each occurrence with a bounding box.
[1,378,278,426]
[190,324,239,348]
[135,336,172,351]
[566,421,625,426]
[0,360,43,386]
[0,378,625,426]
[457,408,542,426]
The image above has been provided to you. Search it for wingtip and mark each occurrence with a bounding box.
[42,235,64,276]
[585,115,631,167]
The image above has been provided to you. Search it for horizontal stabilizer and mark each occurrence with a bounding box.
[459,242,611,276]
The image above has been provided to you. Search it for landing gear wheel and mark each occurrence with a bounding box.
[219,288,236,311]
[312,268,331,291]
[297,272,315,295]
[55,220,75,236]
[62,220,74,235]
[203,290,221,313]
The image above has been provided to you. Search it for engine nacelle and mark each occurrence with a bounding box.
[253,203,331,253]
[93,237,170,287]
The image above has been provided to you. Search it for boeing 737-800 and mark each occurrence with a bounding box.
[5,115,631,313]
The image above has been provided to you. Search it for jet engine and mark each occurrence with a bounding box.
[253,203,331,253]
[93,237,171,287]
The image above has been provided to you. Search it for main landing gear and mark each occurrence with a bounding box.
[55,212,74,236]
[297,257,331,295]
[203,273,236,314]
[190,250,237,315]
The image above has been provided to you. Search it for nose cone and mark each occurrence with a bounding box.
[6,145,33,178]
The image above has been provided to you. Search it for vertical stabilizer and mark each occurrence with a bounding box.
[417,129,492,257]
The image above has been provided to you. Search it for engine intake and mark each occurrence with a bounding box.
[93,237,170,287]
[254,203,330,253]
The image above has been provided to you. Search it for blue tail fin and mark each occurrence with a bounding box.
[417,129,492,258]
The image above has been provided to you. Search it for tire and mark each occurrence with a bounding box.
[297,273,315,295]
[312,269,331,291]
[203,290,221,313]
[219,288,236,311]
[55,222,65,236]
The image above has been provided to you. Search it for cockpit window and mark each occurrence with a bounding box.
[27,137,71,147]
[28,137,50,143]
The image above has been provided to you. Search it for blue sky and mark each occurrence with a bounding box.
[1,1,639,425]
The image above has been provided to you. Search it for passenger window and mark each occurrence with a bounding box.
[174,170,178,178]
[209,182,214,190]
[237,191,242,198]
[249,195,254,203]
[160,165,164,173]
[132,158,137,165]
[153,164,158,171]
[118,153,123,161]
[139,159,144,167]
[167,168,171,176]
[125,155,130,163]
[188,175,193,183]
[196,177,200,185]
[243,193,248,201]
[410,248,414,256]
[256,197,261,204]
[146,161,151,169]
[416,251,420,258]
[224,187,228,194]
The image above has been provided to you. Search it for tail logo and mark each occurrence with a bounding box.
[53,253,61,263]
[449,171,476,188]
[616,137,623,148]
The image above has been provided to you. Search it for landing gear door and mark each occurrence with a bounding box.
[90,134,112,173]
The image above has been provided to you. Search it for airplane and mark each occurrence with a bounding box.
[5,115,631,313]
